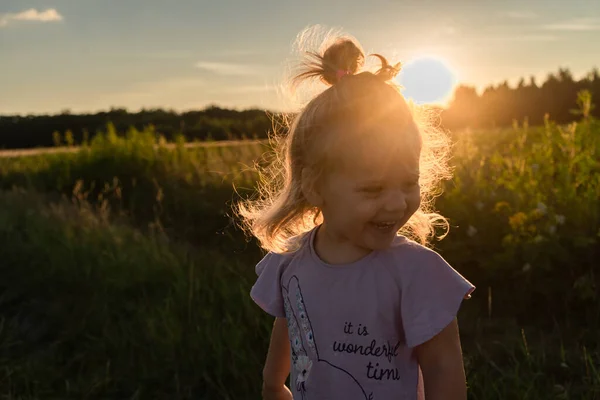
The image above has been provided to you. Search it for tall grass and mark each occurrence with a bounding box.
[0,112,598,398]
[0,189,269,399]
[437,114,600,327]
[0,124,268,248]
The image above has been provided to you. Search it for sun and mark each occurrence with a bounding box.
[395,56,458,106]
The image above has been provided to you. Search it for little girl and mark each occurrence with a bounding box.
[238,32,475,400]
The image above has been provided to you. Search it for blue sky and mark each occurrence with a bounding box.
[1,0,599,115]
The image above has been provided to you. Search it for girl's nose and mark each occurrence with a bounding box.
[384,191,407,213]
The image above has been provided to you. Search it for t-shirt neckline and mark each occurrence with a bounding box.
[307,225,379,270]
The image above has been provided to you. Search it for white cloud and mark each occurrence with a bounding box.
[118,78,206,96]
[194,61,259,76]
[504,11,538,19]
[222,84,277,94]
[0,8,63,27]
[215,49,262,57]
[140,51,195,60]
[438,26,457,35]
[541,18,600,31]
[488,35,558,42]
[467,34,558,44]
[90,78,207,111]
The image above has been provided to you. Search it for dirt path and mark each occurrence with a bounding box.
[0,139,267,158]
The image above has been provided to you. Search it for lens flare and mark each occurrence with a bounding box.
[396,56,457,105]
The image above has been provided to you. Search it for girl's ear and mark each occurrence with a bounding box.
[301,167,323,207]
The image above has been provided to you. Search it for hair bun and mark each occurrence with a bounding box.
[321,39,364,85]
[293,37,364,87]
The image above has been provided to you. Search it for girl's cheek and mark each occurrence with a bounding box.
[356,199,379,215]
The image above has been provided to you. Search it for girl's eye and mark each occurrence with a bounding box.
[360,186,383,194]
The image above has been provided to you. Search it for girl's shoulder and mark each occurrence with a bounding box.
[381,235,475,300]
[255,229,312,275]
[386,234,444,263]
[380,235,458,280]
[255,250,293,277]
[250,230,311,318]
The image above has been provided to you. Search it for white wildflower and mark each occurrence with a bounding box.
[536,202,547,215]
[548,225,557,235]
[467,225,477,237]
[555,214,566,225]
[476,201,484,210]
[522,263,531,272]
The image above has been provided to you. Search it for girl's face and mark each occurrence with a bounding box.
[315,136,421,256]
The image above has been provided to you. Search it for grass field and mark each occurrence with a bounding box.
[0,115,598,399]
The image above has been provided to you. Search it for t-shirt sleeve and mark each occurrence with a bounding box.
[250,252,287,318]
[400,249,475,348]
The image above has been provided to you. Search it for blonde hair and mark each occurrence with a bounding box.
[237,29,453,253]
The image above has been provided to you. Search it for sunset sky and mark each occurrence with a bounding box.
[2,0,599,115]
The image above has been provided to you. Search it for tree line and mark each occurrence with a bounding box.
[0,106,273,150]
[442,67,600,129]
[1,67,599,150]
